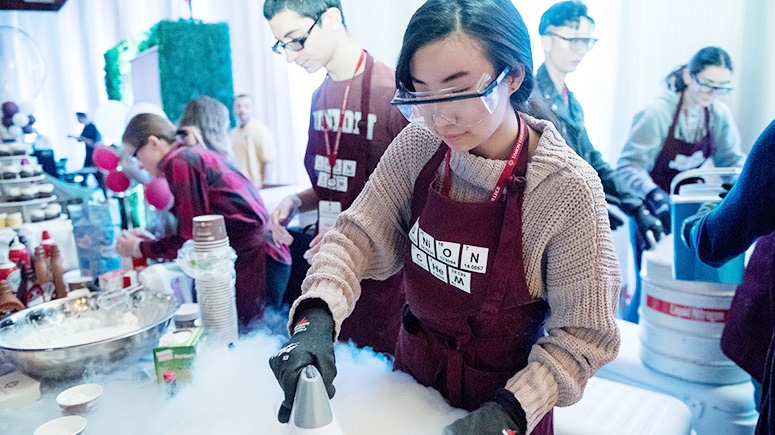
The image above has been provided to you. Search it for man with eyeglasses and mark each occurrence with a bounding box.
[263,0,408,357]
[535,2,664,256]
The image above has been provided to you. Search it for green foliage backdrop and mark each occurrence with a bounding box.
[104,19,234,125]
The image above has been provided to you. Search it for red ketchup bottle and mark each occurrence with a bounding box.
[8,235,31,268]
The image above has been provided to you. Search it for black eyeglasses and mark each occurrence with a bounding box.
[271,15,320,55]
[132,139,147,158]
[545,32,598,51]
[691,73,733,96]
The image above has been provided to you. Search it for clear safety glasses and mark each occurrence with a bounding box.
[691,73,733,96]
[390,68,510,129]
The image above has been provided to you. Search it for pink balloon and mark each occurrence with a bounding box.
[105,170,131,192]
[144,177,174,210]
[92,146,120,171]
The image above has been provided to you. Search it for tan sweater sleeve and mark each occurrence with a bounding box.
[289,124,439,335]
[506,123,621,431]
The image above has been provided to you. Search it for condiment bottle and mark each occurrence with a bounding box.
[50,245,67,299]
[0,279,25,318]
[8,235,30,268]
[0,258,20,295]
[17,255,44,307]
[40,230,55,258]
[33,245,49,284]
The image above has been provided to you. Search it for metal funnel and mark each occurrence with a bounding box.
[291,365,339,430]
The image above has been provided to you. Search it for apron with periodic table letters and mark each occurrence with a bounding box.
[303,51,403,355]
[395,118,552,433]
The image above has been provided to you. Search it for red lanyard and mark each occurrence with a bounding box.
[442,115,527,201]
[322,50,367,171]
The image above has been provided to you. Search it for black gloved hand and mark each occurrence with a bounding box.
[605,195,625,230]
[681,201,717,252]
[268,299,336,423]
[632,205,665,249]
[607,207,625,231]
[442,389,527,435]
[644,187,671,234]
[719,182,734,199]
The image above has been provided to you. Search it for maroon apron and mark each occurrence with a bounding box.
[650,93,715,193]
[303,52,404,355]
[395,138,553,433]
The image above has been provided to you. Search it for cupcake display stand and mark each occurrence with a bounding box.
[0,142,60,227]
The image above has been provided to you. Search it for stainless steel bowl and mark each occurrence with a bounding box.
[0,286,178,380]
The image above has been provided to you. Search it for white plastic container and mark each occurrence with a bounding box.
[597,319,758,435]
[640,235,748,384]
[555,376,692,435]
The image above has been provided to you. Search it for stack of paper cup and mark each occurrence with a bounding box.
[191,215,238,345]
[193,215,230,250]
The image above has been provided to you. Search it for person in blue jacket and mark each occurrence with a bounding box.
[683,118,775,435]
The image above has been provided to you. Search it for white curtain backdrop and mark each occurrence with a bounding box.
[1,0,773,184]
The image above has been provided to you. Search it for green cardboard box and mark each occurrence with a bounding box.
[153,327,206,384]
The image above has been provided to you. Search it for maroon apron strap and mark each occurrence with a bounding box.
[410,143,448,221]
[360,52,374,118]
[665,92,683,145]
[478,136,531,317]
[702,105,715,157]
[361,50,374,114]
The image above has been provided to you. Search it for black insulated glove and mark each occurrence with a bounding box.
[442,389,527,435]
[681,201,717,251]
[632,205,665,249]
[268,299,336,423]
[719,182,734,199]
[607,207,625,231]
[644,187,671,234]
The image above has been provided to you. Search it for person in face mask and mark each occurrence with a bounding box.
[268,1,621,433]
[616,46,745,323]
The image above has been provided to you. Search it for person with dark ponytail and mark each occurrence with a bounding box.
[116,113,291,329]
[268,1,620,433]
[616,46,745,322]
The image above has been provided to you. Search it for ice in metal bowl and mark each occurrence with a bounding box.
[0,286,178,380]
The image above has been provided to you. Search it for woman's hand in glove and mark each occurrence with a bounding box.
[442,389,527,435]
[268,299,336,423]
[645,187,671,233]
[681,201,716,251]
[633,206,665,249]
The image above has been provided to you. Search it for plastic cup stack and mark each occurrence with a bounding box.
[189,215,238,345]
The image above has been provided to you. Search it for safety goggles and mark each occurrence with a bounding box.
[391,68,510,128]
[691,73,733,96]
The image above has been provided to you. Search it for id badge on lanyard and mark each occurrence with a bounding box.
[318,200,342,231]
[318,51,365,195]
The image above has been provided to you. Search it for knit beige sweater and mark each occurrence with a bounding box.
[291,114,621,432]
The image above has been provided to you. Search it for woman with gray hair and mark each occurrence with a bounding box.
[179,95,235,162]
